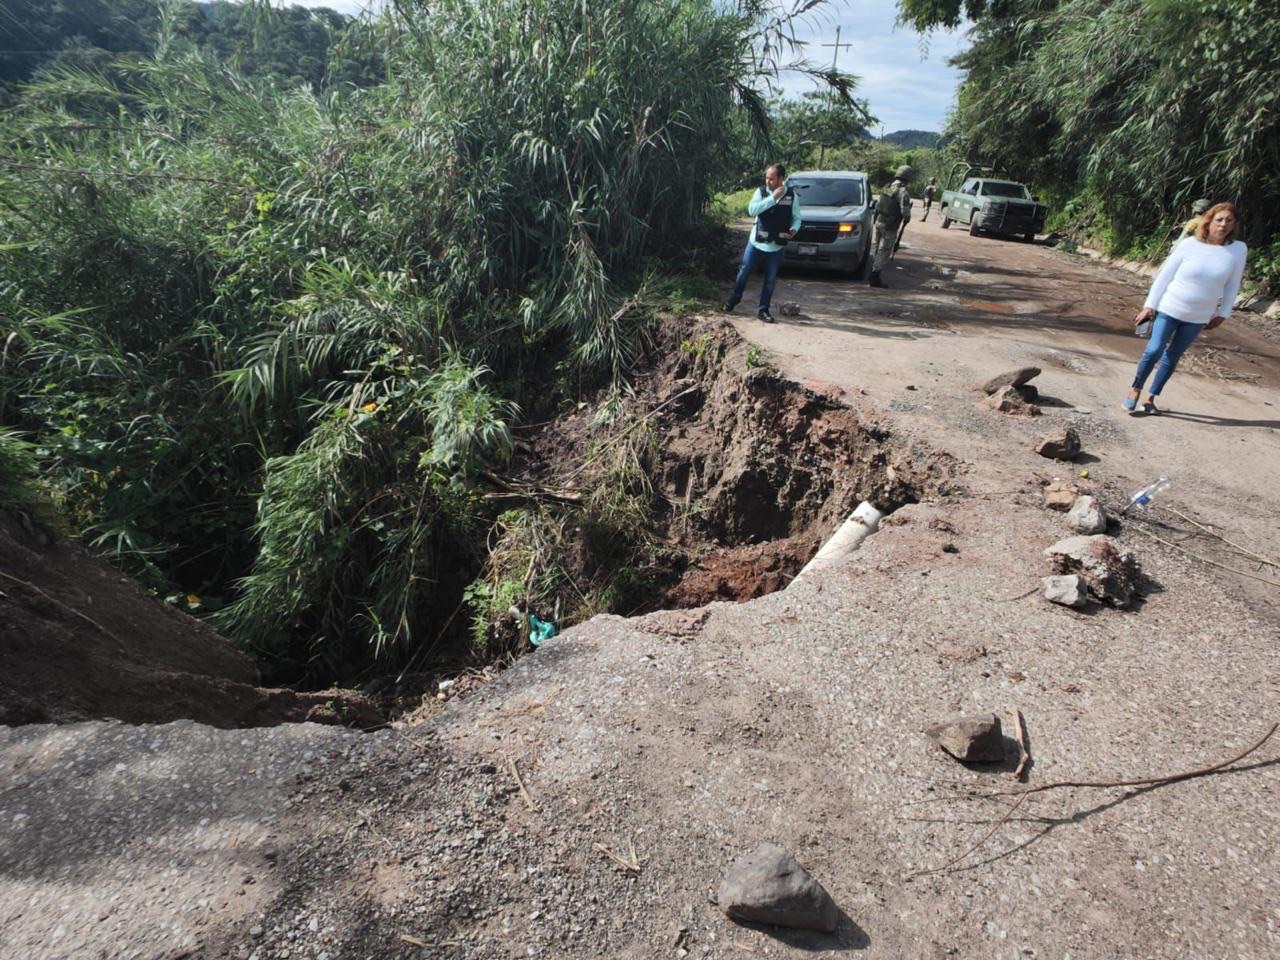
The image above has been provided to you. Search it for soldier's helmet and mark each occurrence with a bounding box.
[895,165,915,181]
[1191,198,1211,214]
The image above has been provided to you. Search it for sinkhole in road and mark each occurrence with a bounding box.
[499,315,956,625]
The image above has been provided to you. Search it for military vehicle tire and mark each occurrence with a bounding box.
[940,214,951,229]
[968,217,982,237]
[852,247,869,280]
[1023,232,1036,243]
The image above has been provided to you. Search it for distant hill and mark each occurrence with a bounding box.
[881,130,942,149]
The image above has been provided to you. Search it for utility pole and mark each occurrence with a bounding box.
[817,26,852,169]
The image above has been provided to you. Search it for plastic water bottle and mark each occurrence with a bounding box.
[1122,476,1171,514]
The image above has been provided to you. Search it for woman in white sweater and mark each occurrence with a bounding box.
[1125,202,1247,414]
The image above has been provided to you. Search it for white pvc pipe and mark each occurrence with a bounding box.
[792,501,885,582]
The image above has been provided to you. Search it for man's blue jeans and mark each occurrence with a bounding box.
[1132,311,1204,396]
[726,241,783,313]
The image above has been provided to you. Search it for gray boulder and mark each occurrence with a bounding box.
[718,843,838,932]
[1042,574,1087,608]
[925,713,1005,763]
[1066,495,1107,534]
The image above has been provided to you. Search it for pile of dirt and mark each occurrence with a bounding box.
[511,316,954,613]
[0,511,380,729]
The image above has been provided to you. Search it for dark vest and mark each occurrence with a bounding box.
[755,187,795,244]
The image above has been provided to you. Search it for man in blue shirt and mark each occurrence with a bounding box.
[723,163,802,324]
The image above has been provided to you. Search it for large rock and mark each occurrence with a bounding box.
[1042,574,1087,608]
[1035,427,1081,461]
[1066,495,1107,534]
[1044,535,1139,607]
[982,366,1041,395]
[985,385,1041,416]
[718,844,838,933]
[924,713,1005,763]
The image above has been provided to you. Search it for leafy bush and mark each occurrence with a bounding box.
[1,0,854,682]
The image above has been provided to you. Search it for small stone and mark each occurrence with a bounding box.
[981,366,1041,395]
[779,301,801,316]
[717,843,838,932]
[1042,479,1079,512]
[249,926,264,939]
[1035,427,1081,461]
[1042,574,1087,608]
[1065,495,1107,534]
[925,714,1005,763]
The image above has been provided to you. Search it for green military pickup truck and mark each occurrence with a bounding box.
[939,176,1047,242]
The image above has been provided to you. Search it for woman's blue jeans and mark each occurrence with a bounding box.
[1131,311,1204,396]
[726,241,783,313]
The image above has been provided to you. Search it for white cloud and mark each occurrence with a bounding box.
[779,0,971,134]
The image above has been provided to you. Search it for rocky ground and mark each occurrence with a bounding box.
[2,222,1278,959]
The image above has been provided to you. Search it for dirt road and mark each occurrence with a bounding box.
[726,219,1280,560]
[3,222,1279,960]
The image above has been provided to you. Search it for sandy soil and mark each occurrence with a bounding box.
[2,222,1278,960]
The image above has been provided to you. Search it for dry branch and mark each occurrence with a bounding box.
[593,839,641,872]
[508,756,537,810]
[909,722,1278,876]
[948,721,1276,802]
[1162,507,1280,569]
[1126,524,1280,588]
[1008,708,1030,781]
[910,792,1032,877]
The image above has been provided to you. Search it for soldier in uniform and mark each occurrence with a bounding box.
[869,165,913,288]
[922,177,938,221]
[1182,198,1212,238]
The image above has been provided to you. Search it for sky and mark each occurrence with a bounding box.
[288,0,969,133]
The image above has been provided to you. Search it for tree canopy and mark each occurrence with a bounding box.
[1,0,858,682]
[0,1,366,96]
[904,0,1280,282]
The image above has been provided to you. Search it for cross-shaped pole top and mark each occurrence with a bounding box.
[818,25,852,71]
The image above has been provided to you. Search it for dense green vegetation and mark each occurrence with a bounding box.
[901,0,1280,287]
[0,0,856,683]
[0,0,372,97]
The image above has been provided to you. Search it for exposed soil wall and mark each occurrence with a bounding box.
[509,316,954,614]
[0,512,380,728]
